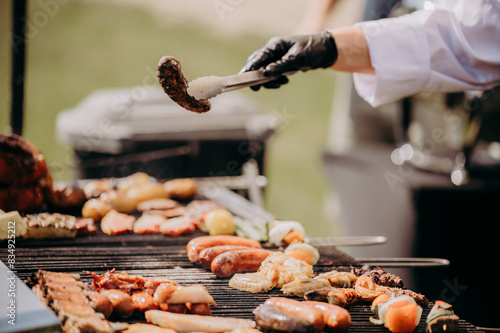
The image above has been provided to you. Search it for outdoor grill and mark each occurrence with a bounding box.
[0,187,485,332]
[2,231,483,332]
[2,2,494,332]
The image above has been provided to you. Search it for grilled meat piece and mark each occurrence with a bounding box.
[163,178,198,199]
[86,269,146,292]
[304,287,360,308]
[137,198,180,212]
[133,214,166,234]
[0,134,50,185]
[211,249,273,277]
[281,277,331,298]
[351,267,404,288]
[100,289,135,318]
[386,287,429,307]
[24,213,77,239]
[29,270,114,333]
[228,272,275,293]
[0,134,53,211]
[131,291,158,312]
[100,210,135,235]
[0,185,45,212]
[315,270,358,288]
[254,304,314,333]
[157,56,211,113]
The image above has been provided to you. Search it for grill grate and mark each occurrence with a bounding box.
[0,234,483,332]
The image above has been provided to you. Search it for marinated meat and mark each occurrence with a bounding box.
[133,214,166,234]
[28,270,114,333]
[0,134,53,211]
[100,210,135,235]
[156,56,211,113]
[351,267,404,288]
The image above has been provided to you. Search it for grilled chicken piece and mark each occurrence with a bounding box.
[145,310,256,333]
[229,272,275,293]
[259,252,314,288]
[133,214,166,234]
[315,270,358,288]
[163,178,198,199]
[281,277,331,298]
[100,210,135,235]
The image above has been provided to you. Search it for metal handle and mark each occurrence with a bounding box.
[310,236,387,247]
[355,257,450,267]
[224,70,297,91]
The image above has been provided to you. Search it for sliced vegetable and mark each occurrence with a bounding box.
[371,293,390,311]
[203,209,235,236]
[385,303,421,333]
[233,217,268,242]
[425,300,459,333]
[370,295,422,332]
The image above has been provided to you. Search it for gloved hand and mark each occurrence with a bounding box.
[239,29,338,91]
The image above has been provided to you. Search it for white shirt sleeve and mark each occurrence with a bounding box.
[353,0,500,107]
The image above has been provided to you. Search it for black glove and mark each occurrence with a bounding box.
[239,29,338,91]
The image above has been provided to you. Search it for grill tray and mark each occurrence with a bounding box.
[1,233,482,332]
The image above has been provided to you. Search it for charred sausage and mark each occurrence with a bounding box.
[264,297,325,331]
[186,235,262,263]
[254,304,314,333]
[210,249,272,277]
[198,245,254,268]
[157,56,211,113]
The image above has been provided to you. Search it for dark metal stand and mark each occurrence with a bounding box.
[10,0,27,136]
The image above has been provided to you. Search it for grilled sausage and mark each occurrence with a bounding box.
[264,297,351,332]
[254,304,314,333]
[157,56,211,113]
[187,303,212,316]
[210,249,272,277]
[198,245,255,268]
[305,300,351,332]
[264,297,325,331]
[186,235,262,263]
[100,289,135,318]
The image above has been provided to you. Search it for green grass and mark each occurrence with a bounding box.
[0,1,340,237]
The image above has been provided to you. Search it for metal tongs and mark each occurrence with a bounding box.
[187,69,297,100]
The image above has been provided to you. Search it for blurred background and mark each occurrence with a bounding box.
[0,0,365,238]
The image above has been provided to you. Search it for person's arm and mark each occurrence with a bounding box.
[240,0,500,104]
[239,28,373,90]
[329,26,374,74]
